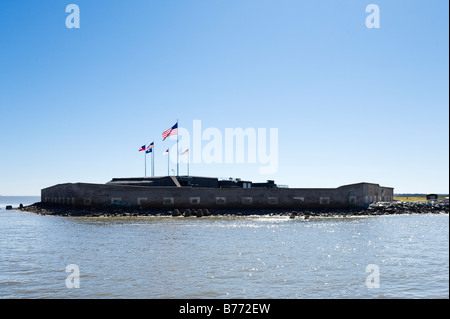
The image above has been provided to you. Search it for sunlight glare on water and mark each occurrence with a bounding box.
[0,200,448,299]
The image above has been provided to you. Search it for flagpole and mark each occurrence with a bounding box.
[145,148,147,177]
[188,151,190,177]
[152,142,155,177]
[176,119,179,177]
[168,148,170,176]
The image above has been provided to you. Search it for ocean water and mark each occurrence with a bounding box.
[0,196,41,210]
[0,196,448,299]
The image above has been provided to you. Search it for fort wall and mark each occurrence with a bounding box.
[41,182,394,209]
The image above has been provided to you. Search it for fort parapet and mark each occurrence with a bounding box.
[41,176,394,210]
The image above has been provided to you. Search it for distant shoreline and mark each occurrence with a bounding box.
[15,199,449,218]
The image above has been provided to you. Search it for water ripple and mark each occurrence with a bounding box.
[0,209,448,299]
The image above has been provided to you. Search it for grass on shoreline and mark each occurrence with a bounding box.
[394,195,448,202]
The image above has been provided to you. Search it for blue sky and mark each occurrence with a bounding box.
[0,0,448,195]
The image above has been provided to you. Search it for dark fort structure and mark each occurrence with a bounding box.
[41,176,394,210]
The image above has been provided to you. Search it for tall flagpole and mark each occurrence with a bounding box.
[176,119,179,176]
[152,142,155,177]
[188,151,190,177]
[144,148,147,177]
[168,148,170,176]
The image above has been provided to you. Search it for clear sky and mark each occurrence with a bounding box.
[0,0,448,195]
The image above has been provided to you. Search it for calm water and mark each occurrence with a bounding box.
[0,196,448,299]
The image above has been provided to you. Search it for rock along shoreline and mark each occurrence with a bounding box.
[13,199,449,218]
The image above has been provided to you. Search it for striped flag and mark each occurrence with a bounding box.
[162,122,178,141]
[146,142,154,153]
[181,149,189,156]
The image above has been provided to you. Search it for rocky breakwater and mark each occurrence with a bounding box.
[354,199,449,216]
[13,199,449,217]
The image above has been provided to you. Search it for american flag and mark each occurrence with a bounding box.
[162,122,178,141]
